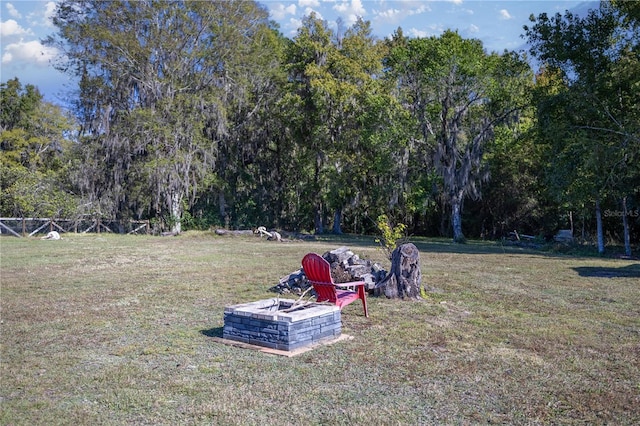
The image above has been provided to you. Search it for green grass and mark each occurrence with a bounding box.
[1,232,639,425]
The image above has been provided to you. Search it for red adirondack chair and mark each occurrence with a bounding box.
[302,253,369,317]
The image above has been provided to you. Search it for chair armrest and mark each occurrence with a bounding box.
[334,281,365,288]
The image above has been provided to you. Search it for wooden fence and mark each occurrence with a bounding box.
[0,217,150,237]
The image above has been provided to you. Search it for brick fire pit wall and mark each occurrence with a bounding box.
[223,299,342,351]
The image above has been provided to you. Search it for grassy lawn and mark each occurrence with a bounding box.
[1,232,639,425]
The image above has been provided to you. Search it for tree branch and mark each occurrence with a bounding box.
[573,125,639,141]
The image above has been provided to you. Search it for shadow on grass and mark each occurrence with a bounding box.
[200,327,224,338]
[573,263,640,278]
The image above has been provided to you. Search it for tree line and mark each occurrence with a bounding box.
[1,0,638,254]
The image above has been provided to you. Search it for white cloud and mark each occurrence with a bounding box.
[333,0,367,25]
[299,0,320,7]
[333,0,348,13]
[334,0,365,15]
[0,19,33,37]
[408,28,428,38]
[26,1,57,29]
[373,2,428,24]
[304,7,322,20]
[43,1,57,27]
[468,24,479,34]
[407,22,446,39]
[410,4,429,16]
[377,8,401,20]
[6,3,21,18]
[2,39,57,67]
[271,3,297,21]
[286,17,303,36]
[499,9,512,20]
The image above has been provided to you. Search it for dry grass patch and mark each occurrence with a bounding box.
[1,232,639,425]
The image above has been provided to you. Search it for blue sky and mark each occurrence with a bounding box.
[1,0,597,105]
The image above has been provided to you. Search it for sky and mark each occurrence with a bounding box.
[1,0,598,106]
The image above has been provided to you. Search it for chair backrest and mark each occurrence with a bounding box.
[302,253,338,303]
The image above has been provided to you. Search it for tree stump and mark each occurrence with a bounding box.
[375,243,422,299]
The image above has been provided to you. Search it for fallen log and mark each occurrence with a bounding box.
[214,229,254,236]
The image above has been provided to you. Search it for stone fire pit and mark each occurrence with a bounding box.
[223,299,342,351]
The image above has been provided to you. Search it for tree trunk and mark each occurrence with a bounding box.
[314,203,324,234]
[622,196,631,257]
[451,196,465,243]
[332,208,342,234]
[219,191,227,224]
[375,243,422,299]
[595,197,604,254]
[171,192,182,234]
[569,210,574,236]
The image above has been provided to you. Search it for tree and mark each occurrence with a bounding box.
[285,14,392,234]
[525,1,640,254]
[469,110,556,239]
[386,30,532,242]
[47,0,276,233]
[1,78,77,217]
[208,21,290,230]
